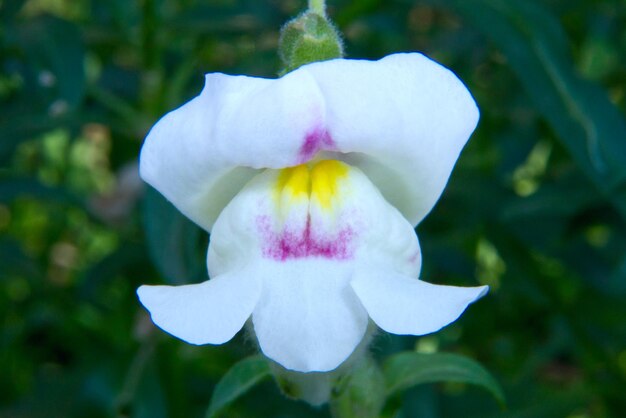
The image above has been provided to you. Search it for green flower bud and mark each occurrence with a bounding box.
[330,356,386,418]
[271,364,333,406]
[278,11,344,74]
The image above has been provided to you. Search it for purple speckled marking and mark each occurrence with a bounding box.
[258,215,355,261]
[298,127,335,163]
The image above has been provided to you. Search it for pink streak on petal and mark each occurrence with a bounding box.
[298,127,336,163]
[257,215,355,261]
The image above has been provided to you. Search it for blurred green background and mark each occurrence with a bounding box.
[1,0,626,417]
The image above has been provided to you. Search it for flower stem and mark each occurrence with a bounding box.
[308,0,326,16]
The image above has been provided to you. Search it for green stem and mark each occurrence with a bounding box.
[308,0,326,16]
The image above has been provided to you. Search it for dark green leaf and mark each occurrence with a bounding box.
[0,0,27,21]
[0,111,74,163]
[13,15,86,108]
[452,0,626,200]
[384,352,505,407]
[0,238,41,280]
[206,355,271,418]
[0,176,84,207]
[142,186,205,285]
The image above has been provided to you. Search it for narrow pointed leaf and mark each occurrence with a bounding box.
[384,352,505,407]
[206,355,271,418]
[452,0,626,203]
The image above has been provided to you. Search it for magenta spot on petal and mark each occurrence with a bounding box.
[298,127,335,163]
[257,216,355,261]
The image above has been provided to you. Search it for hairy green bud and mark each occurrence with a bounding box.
[278,11,343,74]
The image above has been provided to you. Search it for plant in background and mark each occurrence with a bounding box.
[5,0,626,416]
[136,1,500,416]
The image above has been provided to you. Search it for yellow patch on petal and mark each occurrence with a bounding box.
[275,164,310,198]
[310,160,349,210]
[273,160,349,211]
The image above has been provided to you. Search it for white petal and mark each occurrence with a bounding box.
[206,160,422,279]
[140,53,477,230]
[351,266,488,335]
[137,270,261,345]
[206,160,423,372]
[251,259,368,373]
[139,70,326,231]
[304,53,479,225]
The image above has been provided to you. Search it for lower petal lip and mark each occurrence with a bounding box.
[138,158,488,372]
[251,259,369,372]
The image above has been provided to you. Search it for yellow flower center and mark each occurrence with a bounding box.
[274,159,349,211]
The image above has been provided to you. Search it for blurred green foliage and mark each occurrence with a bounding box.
[1,0,626,417]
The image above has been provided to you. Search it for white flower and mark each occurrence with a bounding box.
[137,53,488,373]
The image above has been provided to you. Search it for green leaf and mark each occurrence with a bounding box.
[0,111,73,163]
[0,238,42,280]
[206,355,271,418]
[13,15,86,108]
[142,186,205,285]
[0,0,26,22]
[0,177,86,210]
[452,0,626,206]
[383,352,505,407]
[78,243,146,301]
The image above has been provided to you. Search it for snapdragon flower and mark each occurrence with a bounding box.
[137,53,488,373]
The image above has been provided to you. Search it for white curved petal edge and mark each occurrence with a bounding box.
[139,69,326,231]
[305,53,479,225]
[139,52,478,231]
[251,259,369,373]
[351,266,488,336]
[137,271,261,345]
